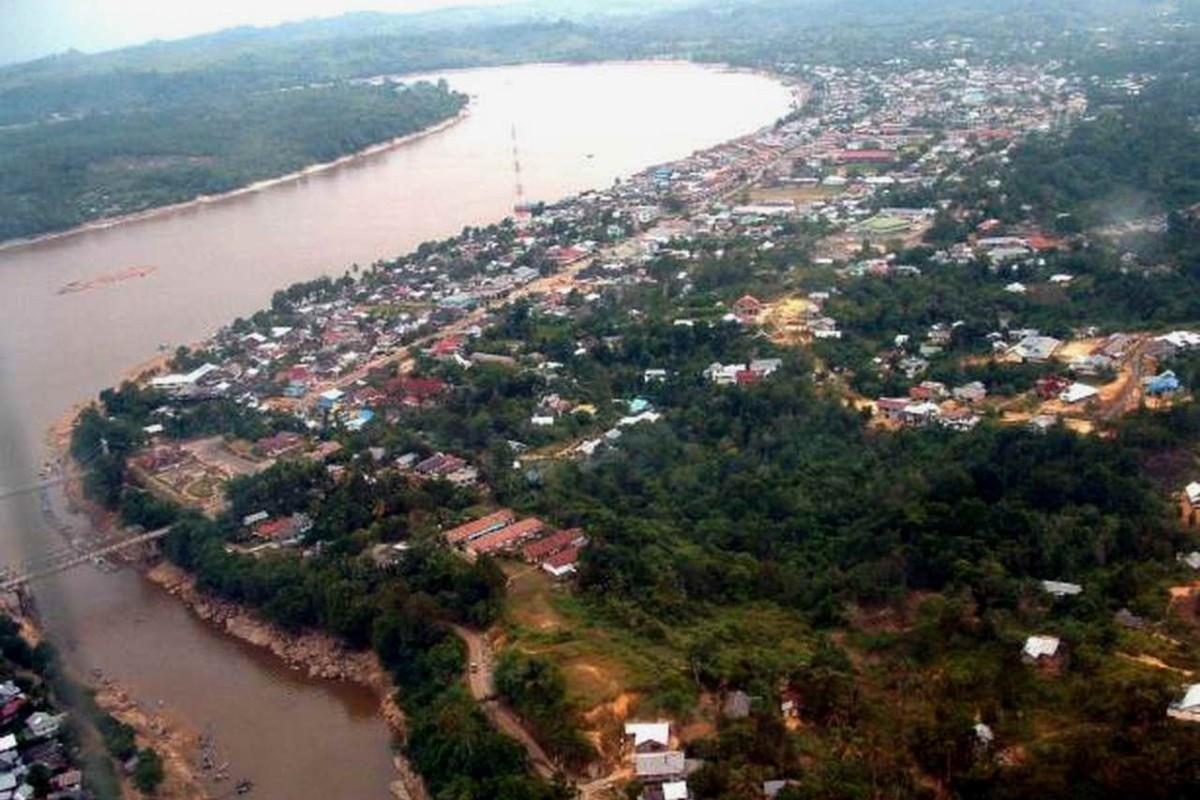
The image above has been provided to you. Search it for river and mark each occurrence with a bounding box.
[0,61,792,798]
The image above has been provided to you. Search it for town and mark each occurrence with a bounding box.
[66,32,1200,800]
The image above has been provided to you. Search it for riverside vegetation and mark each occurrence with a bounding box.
[0,80,466,242]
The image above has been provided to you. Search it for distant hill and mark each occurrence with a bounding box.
[0,0,1167,242]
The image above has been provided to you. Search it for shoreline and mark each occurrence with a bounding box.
[143,563,426,800]
[0,58,799,255]
[0,107,471,255]
[45,410,425,800]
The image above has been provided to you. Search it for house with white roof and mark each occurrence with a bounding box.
[1022,635,1062,663]
[1177,552,1200,571]
[1041,580,1083,598]
[661,781,690,800]
[1059,382,1099,405]
[1168,683,1200,722]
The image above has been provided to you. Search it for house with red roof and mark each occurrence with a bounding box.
[429,336,464,359]
[444,509,516,546]
[387,376,448,407]
[522,528,588,564]
[468,518,546,556]
[542,546,582,578]
[732,295,764,323]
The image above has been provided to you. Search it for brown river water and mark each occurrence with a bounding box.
[0,61,792,798]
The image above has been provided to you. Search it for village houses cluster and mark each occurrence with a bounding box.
[0,680,81,800]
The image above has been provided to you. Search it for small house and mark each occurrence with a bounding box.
[1040,580,1082,598]
[1022,635,1066,674]
[624,721,671,752]
[1168,683,1200,722]
[635,751,686,781]
[763,780,799,799]
[1059,382,1099,405]
[1146,370,1181,396]
[733,295,764,323]
[24,712,61,740]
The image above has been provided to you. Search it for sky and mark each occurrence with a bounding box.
[0,0,520,66]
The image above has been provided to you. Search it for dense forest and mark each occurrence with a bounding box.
[0,80,466,242]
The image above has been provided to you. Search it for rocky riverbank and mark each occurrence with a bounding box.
[46,409,425,800]
[144,563,425,800]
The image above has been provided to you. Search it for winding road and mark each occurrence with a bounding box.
[450,624,558,779]
[450,624,629,800]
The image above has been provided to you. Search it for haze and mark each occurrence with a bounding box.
[0,0,521,65]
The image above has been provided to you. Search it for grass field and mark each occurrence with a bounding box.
[748,185,842,204]
[502,561,816,718]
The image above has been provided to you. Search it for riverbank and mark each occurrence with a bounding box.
[45,406,425,800]
[144,563,426,800]
[0,106,471,255]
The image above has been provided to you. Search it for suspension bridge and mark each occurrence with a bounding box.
[0,477,67,503]
[0,526,172,593]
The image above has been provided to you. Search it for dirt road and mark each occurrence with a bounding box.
[450,624,559,780]
[1098,339,1149,422]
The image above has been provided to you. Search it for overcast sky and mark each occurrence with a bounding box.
[0,0,519,66]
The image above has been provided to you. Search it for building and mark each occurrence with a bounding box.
[467,518,546,556]
[624,722,671,751]
[542,546,582,577]
[763,780,799,799]
[1146,370,1182,396]
[1059,382,1099,405]
[1022,635,1066,674]
[1168,683,1200,722]
[24,712,61,740]
[1011,335,1062,363]
[635,751,687,782]
[1186,482,1200,509]
[148,363,222,396]
[522,528,587,564]
[723,690,752,719]
[953,381,987,403]
[444,510,516,547]
[1040,580,1082,598]
[732,295,764,323]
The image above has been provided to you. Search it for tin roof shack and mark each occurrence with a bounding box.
[1040,580,1083,599]
[1022,635,1067,676]
[1168,683,1200,722]
[1010,335,1062,363]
